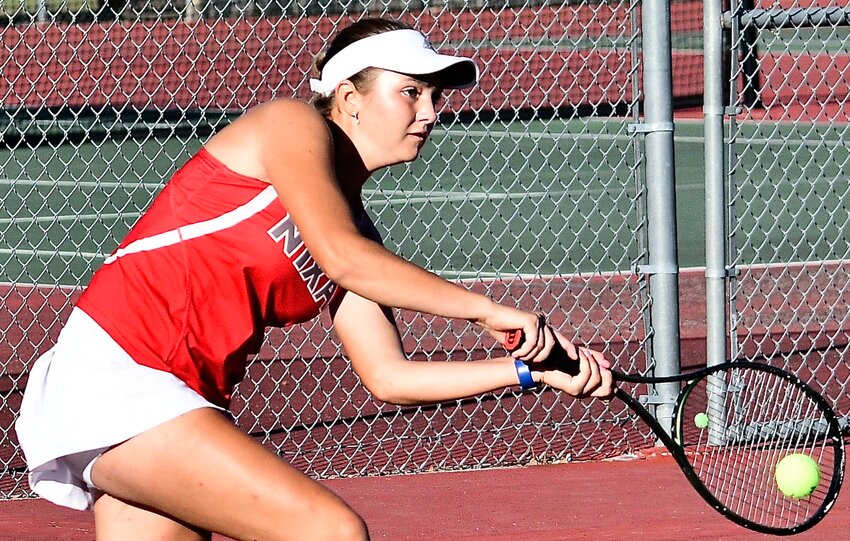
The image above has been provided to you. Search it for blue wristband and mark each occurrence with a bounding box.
[514,359,536,390]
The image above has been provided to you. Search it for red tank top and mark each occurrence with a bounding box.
[77,148,356,406]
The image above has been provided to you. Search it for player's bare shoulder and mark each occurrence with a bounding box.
[253,99,334,156]
[205,98,333,182]
[250,97,324,125]
[216,99,328,144]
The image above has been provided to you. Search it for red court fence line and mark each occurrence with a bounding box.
[0,4,705,115]
[4,4,842,120]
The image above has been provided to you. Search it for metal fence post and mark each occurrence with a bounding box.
[704,0,728,370]
[639,0,681,432]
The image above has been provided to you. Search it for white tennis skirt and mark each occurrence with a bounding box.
[15,307,223,511]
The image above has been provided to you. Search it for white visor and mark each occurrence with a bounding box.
[309,29,479,97]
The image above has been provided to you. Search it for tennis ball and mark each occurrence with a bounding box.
[694,412,709,429]
[775,454,820,499]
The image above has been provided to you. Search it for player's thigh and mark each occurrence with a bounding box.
[94,493,212,541]
[90,408,367,541]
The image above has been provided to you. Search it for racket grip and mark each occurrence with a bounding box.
[504,330,523,352]
[504,330,580,376]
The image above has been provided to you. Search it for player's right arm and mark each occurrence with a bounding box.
[330,289,612,404]
[205,98,549,360]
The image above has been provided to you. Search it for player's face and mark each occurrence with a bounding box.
[357,70,443,168]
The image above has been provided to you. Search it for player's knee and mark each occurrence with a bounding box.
[331,507,369,541]
[310,507,368,541]
[338,510,369,541]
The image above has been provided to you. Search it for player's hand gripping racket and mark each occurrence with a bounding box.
[505,330,845,536]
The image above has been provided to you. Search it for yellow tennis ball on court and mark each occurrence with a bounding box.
[694,412,709,429]
[775,454,820,499]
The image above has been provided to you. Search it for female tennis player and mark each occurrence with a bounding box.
[16,17,612,541]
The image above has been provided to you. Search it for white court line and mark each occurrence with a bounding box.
[4,170,840,224]
[438,125,847,148]
[0,179,156,226]
[437,129,632,142]
[2,187,611,225]
[10,169,838,224]
[734,136,848,148]
[0,270,641,289]
[0,212,139,225]
[0,178,165,190]
[362,185,644,206]
[0,248,104,259]
[0,281,80,290]
[436,128,707,145]
[363,188,601,206]
[453,269,639,281]
[450,259,848,281]
[4,260,844,289]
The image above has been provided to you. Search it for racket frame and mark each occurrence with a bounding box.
[615,361,845,536]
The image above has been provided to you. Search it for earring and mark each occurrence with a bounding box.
[352,111,360,125]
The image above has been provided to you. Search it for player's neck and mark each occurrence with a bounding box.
[329,121,371,190]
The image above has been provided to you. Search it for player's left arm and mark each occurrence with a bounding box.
[330,290,611,405]
[331,289,522,405]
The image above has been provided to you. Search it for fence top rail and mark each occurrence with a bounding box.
[722,6,850,30]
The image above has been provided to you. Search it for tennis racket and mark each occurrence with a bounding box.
[505,330,845,536]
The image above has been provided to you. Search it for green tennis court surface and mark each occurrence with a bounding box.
[2,117,847,286]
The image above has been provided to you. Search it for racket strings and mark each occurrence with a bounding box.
[738,374,827,527]
[738,371,800,525]
[678,367,838,530]
[711,370,778,522]
[749,375,816,527]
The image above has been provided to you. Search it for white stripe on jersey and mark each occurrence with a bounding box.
[104,185,278,265]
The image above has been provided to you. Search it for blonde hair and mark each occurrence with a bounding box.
[311,18,412,117]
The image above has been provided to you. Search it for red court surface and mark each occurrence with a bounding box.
[1,450,847,540]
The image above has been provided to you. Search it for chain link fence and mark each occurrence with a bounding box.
[6,0,847,503]
[1,0,671,497]
[721,1,850,421]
